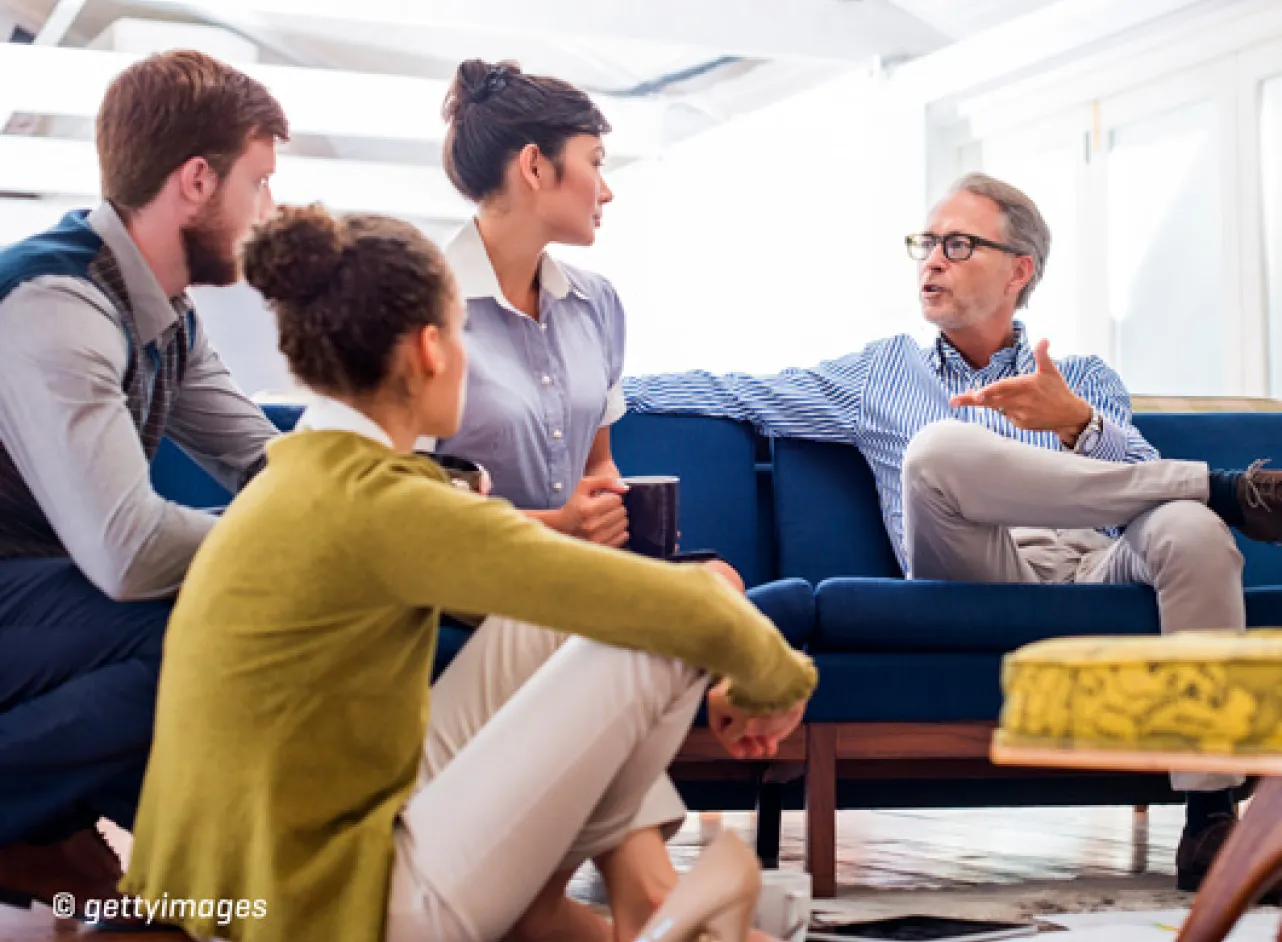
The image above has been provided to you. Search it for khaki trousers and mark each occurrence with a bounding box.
[386,616,706,942]
[902,420,1245,793]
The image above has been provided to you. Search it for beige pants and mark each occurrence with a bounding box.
[386,616,707,942]
[902,420,1245,792]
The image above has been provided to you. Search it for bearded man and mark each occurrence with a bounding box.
[0,50,288,916]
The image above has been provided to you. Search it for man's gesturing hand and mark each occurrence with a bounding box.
[949,338,1092,447]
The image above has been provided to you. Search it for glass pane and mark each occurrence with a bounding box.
[982,140,1082,356]
[1262,76,1282,396]
[1106,100,1223,394]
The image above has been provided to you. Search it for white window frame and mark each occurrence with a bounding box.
[1237,36,1282,394]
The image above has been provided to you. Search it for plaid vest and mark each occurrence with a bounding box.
[0,210,192,560]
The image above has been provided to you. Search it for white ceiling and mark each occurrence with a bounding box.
[3,0,1058,118]
[892,0,1063,39]
[0,0,1175,222]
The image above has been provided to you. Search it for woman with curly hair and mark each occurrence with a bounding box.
[119,202,814,942]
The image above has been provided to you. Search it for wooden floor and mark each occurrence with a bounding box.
[2,804,1274,940]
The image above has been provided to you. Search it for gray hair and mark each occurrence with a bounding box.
[948,172,1051,310]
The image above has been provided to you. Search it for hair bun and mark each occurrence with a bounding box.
[442,58,521,122]
[242,203,344,305]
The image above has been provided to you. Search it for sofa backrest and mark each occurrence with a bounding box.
[1134,412,1282,587]
[151,406,1282,590]
[771,437,902,583]
[150,403,304,507]
[152,408,773,588]
[611,413,769,587]
[771,411,1282,587]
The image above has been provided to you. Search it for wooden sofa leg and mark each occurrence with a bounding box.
[806,725,837,898]
[756,779,783,868]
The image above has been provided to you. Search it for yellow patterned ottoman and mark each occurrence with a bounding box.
[992,631,1282,774]
[992,632,1282,942]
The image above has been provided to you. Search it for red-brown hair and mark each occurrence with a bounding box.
[96,49,289,217]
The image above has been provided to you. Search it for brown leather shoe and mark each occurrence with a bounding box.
[0,826,123,918]
[1236,460,1282,543]
[1177,812,1282,904]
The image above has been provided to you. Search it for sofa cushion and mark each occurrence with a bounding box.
[261,403,306,432]
[806,651,1006,722]
[771,438,901,584]
[151,402,305,505]
[612,413,768,588]
[813,577,1162,653]
[746,577,815,649]
[432,578,814,671]
[150,440,234,508]
[1245,585,1282,627]
[1134,412,1282,587]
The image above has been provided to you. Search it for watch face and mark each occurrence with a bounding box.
[1077,413,1101,452]
[1076,415,1097,453]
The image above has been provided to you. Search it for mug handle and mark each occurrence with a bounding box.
[780,890,808,941]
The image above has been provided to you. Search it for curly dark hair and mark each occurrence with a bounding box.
[442,58,610,202]
[241,204,457,397]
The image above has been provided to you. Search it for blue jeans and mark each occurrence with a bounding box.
[0,559,171,845]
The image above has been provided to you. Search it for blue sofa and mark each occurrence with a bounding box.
[151,405,1282,897]
[609,409,1282,896]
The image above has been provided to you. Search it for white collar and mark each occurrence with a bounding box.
[296,396,395,449]
[444,218,583,317]
[298,396,438,453]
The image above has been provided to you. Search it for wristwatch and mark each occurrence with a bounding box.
[1072,407,1104,454]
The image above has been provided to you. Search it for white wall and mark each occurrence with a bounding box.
[193,218,460,397]
[0,196,82,246]
[558,71,934,376]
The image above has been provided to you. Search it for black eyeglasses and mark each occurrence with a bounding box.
[905,232,1026,262]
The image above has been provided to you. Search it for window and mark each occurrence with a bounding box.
[1105,100,1224,395]
[1262,74,1282,394]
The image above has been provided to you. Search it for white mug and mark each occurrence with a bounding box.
[755,868,811,942]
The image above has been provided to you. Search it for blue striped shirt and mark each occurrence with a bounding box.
[623,322,1158,571]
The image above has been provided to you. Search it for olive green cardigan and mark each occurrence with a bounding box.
[122,430,816,942]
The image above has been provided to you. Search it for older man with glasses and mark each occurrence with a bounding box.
[624,171,1282,894]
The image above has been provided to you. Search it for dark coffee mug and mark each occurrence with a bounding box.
[431,454,489,494]
[622,475,679,558]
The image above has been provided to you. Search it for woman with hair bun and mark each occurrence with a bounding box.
[118,203,814,942]
[434,59,756,939]
[437,58,633,543]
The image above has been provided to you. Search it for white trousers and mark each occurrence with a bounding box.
[902,420,1245,792]
[386,616,707,941]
